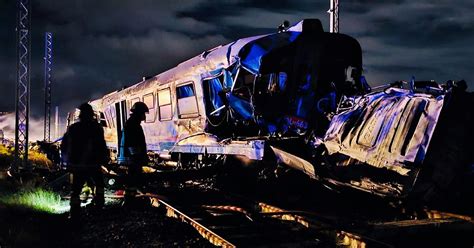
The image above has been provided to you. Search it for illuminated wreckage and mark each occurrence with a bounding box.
[84,19,473,200]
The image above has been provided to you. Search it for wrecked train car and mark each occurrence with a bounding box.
[89,19,366,162]
[86,19,473,200]
[291,84,473,198]
[317,84,474,200]
[270,80,473,200]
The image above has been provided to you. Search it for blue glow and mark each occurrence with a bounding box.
[177,84,195,99]
[241,32,301,74]
[227,94,253,120]
[241,44,267,74]
[208,78,225,112]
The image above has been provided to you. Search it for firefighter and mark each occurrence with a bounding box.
[119,102,149,207]
[61,103,109,219]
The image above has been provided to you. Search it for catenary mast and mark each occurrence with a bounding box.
[13,0,31,171]
[329,0,339,33]
[44,32,53,142]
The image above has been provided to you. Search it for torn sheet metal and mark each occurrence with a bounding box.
[323,88,445,176]
[271,146,316,179]
[239,31,301,74]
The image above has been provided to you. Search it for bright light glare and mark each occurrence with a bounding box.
[0,189,69,214]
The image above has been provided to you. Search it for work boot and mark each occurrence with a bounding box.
[91,196,105,210]
[69,205,82,222]
[121,196,137,209]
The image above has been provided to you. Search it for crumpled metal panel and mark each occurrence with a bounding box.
[171,133,265,160]
[271,146,316,179]
[324,88,445,175]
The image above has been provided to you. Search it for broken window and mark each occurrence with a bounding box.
[223,67,256,121]
[268,72,288,95]
[158,88,172,121]
[251,72,291,134]
[203,75,226,117]
[254,72,288,96]
[176,82,199,118]
[232,68,256,101]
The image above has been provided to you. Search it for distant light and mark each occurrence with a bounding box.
[108,178,115,186]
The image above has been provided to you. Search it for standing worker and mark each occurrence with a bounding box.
[61,103,109,219]
[119,102,149,207]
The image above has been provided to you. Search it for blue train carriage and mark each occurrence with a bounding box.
[89,18,365,167]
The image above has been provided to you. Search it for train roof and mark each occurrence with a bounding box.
[97,19,360,106]
[144,19,321,82]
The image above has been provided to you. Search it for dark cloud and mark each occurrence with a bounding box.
[367,14,474,48]
[350,1,474,48]
[176,0,327,40]
[338,0,474,87]
[177,0,326,21]
[0,0,473,123]
[343,0,405,12]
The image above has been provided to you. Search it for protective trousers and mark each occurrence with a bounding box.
[70,167,105,217]
[124,164,142,203]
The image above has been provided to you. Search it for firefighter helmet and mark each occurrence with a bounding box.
[130,102,149,114]
[78,103,94,119]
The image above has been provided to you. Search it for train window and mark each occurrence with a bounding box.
[232,68,256,101]
[177,84,195,99]
[256,72,287,95]
[176,83,199,118]
[105,107,114,128]
[268,72,287,94]
[158,88,172,121]
[99,112,108,127]
[110,106,116,128]
[203,76,225,116]
[143,93,156,123]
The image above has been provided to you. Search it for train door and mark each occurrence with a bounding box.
[115,100,127,150]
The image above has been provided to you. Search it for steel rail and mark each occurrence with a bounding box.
[149,196,236,247]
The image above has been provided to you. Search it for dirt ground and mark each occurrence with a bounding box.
[1,163,473,248]
[0,168,211,248]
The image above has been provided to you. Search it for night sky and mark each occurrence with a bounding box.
[0,0,473,139]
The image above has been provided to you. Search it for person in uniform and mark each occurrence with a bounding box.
[61,103,109,219]
[118,102,149,206]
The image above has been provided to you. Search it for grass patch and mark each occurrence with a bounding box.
[0,188,68,214]
[0,144,53,170]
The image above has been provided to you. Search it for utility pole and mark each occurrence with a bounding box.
[13,0,31,172]
[44,32,53,142]
[329,0,339,33]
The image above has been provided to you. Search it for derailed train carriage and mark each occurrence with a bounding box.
[87,19,473,201]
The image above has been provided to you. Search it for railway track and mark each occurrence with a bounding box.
[59,168,472,248]
[133,178,473,247]
[145,188,324,247]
